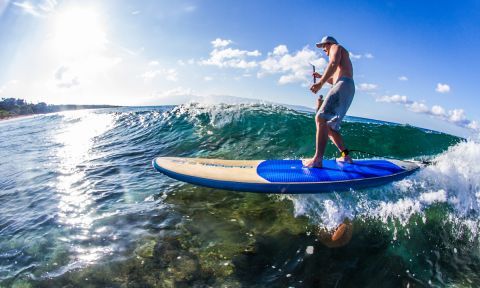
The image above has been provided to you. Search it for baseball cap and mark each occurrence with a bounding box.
[316,36,338,48]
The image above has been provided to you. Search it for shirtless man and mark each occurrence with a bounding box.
[304,36,355,168]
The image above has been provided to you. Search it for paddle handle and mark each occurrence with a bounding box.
[312,64,316,84]
[312,64,323,111]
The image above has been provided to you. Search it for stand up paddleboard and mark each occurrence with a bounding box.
[152,157,420,194]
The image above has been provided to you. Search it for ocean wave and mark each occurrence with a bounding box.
[0,103,471,285]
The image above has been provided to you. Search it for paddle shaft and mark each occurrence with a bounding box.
[312,64,324,112]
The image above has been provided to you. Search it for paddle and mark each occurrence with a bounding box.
[311,64,323,112]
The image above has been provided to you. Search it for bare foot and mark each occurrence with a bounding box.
[336,155,353,164]
[304,157,323,168]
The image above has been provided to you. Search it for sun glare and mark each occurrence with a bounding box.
[50,7,107,57]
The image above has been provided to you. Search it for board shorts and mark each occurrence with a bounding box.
[316,76,355,131]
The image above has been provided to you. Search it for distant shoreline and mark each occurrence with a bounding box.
[0,106,120,122]
[0,98,120,121]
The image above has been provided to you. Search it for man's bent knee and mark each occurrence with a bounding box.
[315,117,329,133]
[315,114,327,124]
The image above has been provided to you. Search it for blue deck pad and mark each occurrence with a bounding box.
[257,159,405,183]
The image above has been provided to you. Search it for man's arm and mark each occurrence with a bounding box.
[313,72,333,84]
[319,45,342,86]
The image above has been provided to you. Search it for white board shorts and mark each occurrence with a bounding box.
[316,76,355,131]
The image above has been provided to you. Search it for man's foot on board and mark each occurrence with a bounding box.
[304,158,323,168]
[336,155,353,164]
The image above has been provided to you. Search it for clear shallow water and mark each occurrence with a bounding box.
[0,103,478,287]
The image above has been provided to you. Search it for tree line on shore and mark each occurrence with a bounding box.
[0,98,118,119]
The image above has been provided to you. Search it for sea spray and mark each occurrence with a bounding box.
[418,140,480,216]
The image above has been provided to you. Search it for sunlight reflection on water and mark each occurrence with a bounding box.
[54,111,114,265]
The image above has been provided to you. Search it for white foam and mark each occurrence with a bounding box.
[418,140,480,216]
[374,198,422,225]
[287,192,357,230]
[305,246,314,254]
[288,139,480,239]
[419,190,447,204]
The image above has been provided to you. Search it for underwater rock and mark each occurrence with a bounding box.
[316,220,353,248]
[149,236,206,286]
[169,253,201,283]
[11,279,33,288]
[135,239,157,258]
[153,237,182,267]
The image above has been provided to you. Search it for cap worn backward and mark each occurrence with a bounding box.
[316,36,338,48]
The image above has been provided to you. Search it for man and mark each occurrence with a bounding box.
[304,36,355,168]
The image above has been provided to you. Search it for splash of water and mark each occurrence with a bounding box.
[289,139,480,240]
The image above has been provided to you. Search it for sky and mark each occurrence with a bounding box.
[0,0,479,137]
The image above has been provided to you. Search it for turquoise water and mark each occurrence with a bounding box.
[0,103,478,287]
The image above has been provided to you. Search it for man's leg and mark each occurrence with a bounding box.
[327,127,345,151]
[328,127,352,163]
[304,116,329,168]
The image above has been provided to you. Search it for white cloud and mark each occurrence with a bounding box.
[211,38,233,48]
[407,101,429,113]
[448,109,466,123]
[258,46,326,85]
[273,45,288,56]
[349,52,374,60]
[199,39,261,69]
[467,120,479,130]
[198,40,326,86]
[13,0,57,17]
[349,52,362,60]
[357,83,378,91]
[436,83,450,93]
[376,94,408,104]
[278,73,305,85]
[431,105,446,117]
[149,60,159,66]
[377,93,478,131]
[203,76,213,81]
[398,76,408,81]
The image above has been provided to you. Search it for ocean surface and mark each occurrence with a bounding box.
[0,103,478,287]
